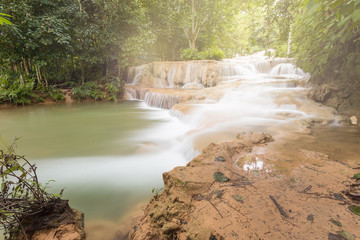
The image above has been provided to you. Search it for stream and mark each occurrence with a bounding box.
[1,53,360,238]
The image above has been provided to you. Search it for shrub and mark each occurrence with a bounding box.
[180,48,200,60]
[0,139,73,240]
[48,86,65,102]
[0,80,36,105]
[203,47,225,60]
[105,77,124,102]
[180,47,225,61]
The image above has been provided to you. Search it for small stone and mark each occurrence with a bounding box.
[213,172,230,182]
[307,214,314,222]
[209,234,217,240]
[350,116,358,125]
[214,156,226,162]
[192,194,203,201]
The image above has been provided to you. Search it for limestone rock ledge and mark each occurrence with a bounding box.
[128,133,360,240]
[18,209,86,240]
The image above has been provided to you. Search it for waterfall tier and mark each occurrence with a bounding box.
[126,58,305,89]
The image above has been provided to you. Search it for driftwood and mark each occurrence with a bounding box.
[269,195,288,217]
[300,185,312,193]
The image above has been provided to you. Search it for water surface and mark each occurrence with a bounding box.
[0,101,189,220]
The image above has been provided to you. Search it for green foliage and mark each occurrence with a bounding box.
[48,86,65,102]
[0,0,149,99]
[105,77,124,102]
[91,89,106,101]
[0,79,36,105]
[0,13,12,25]
[180,48,201,61]
[292,0,360,84]
[71,82,95,101]
[203,47,225,61]
[349,205,360,216]
[151,187,163,200]
[71,80,121,102]
[180,47,224,61]
[0,138,63,239]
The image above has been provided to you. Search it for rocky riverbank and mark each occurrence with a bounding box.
[308,80,360,125]
[128,132,360,240]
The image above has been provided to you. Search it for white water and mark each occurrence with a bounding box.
[127,54,334,158]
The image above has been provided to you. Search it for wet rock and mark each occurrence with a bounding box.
[350,116,358,125]
[213,172,230,182]
[182,82,205,89]
[214,156,226,162]
[309,85,332,103]
[300,149,329,161]
[236,132,274,144]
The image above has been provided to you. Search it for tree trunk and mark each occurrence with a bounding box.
[80,61,85,85]
[287,25,292,57]
[78,0,83,12]
[17,63,24,85]
[43,69,49,88]
[23,57,30,75]
[35,65,41,84]
[190,0,196,50]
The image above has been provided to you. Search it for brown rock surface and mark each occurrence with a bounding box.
[129,133,360,240]
[27,209,85,240]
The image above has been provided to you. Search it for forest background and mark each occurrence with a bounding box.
[0,0,359,106]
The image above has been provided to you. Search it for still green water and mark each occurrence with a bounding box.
[0,101,188,221]
[0,102,155,159]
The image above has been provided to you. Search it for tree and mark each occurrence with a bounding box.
[174,0,239,50]
[293,0,360,82]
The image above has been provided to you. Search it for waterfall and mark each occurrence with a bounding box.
[219,63,257,77]
[144,92,179,109]
[270,63,305,75]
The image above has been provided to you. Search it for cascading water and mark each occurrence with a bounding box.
[126,53,334,154]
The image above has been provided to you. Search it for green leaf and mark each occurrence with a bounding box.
[337,15,351,27]
[351,9,360,22]
[348,205,360,216]
[0,13,12,17]
[329,218,342,227]
[354,173,360,179]
[232,195,244,203]
[338,230,355,240]
[0,17,12,25]
[213,172,230,182]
